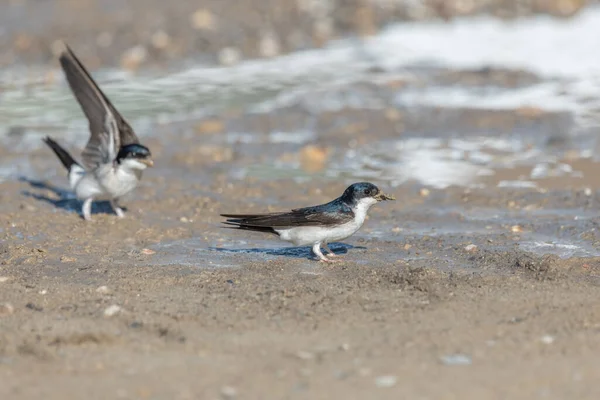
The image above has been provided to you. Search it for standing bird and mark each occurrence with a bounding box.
[42,43,154,221]
[221,182,395,262]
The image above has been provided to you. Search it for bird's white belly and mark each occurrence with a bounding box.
[276,221,360,246]
[73,165,141,200]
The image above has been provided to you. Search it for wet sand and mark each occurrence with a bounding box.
[2,1,600,399]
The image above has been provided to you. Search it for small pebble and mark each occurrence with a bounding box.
[540,335,555,345]
[464,244,478,252]
[299,145,329,173]
[220,386,237,399]
[0,303,15,317]
[295,350,315,360]
[151,30,171,50]
[96,286,110,294]
[218,47,241,66]
[441,354,472,366]
[38,289,47,295]
[510,225,523,233]
[195,119,224,134]
[0,276,10,283]
[191,9,216,31]
[121,45,148,71]
[259,31,280,58]
[141,248,156,255]
[180,217,189,223]
[375,375,397,388]
[584,188,592,196]
[419,188,430,197]
[60,256,77,263]
[103,305,122,317]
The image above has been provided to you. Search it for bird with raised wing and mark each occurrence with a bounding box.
[42,43,153,221]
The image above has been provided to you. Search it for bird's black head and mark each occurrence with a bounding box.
[116,144,154,168]
[340,182,395,205]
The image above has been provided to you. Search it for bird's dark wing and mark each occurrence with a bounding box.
[221,199,354,229]
[58,43,138,169]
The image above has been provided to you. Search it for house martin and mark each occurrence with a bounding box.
[42,43,153,221]
[221,182,395,262]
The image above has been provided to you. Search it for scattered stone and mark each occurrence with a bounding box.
[96,286,111,294]
[299,145,329,173]
[195,119,225,134]
[510,225,523,233]
[375,375,397,388]
[191,9,216,31]
[516,106,545,118]
[0,276,10,283]
[38,289,47,295]
[339,343,350,351]
[385,108,402,121]
[419,188,430,197]
[103,305,122,317]
[141,248,156,255]
[60,255,77,263]
[25,303,43,312]
[584,187,592,196]
[0,303,14,317]
[295,350,315,360]
[392,227,402,233]
[121,45,148,71]
[180,217,189,223]
[218,47,241,66]
[151,30,171,50]
[403,243,412,250]
[220,386,237,399]
[540,334,555,345]
[464,244,478,252]
[440,353,472,366]
[259,31,281,58]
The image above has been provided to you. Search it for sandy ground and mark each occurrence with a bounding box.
[2,127,600,399]
[2,1,600,399]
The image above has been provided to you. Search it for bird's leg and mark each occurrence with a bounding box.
[312,243,340,263]
[82,198,93,221]
[322,243,341,258]
[110,199,125,218]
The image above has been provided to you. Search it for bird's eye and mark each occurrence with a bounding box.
[363,189,370,195]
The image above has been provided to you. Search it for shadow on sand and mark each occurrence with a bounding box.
[211,242,365,261]
[19,176,124,218]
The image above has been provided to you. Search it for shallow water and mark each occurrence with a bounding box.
[3,8,600,268]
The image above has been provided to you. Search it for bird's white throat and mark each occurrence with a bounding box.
[352,196,378,225]
[119,158,150,171]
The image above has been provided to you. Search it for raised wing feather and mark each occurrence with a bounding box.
[58,43,139,169]
[221,199,354,228]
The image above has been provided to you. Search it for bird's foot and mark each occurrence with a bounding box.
[110,200,125,218]
[114,207,125,218]
[82,198,93,221]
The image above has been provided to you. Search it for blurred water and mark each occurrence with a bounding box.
[3,7,600,189]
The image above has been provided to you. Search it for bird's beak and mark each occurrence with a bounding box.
[140,158,154,167]
[375,192,395,201]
